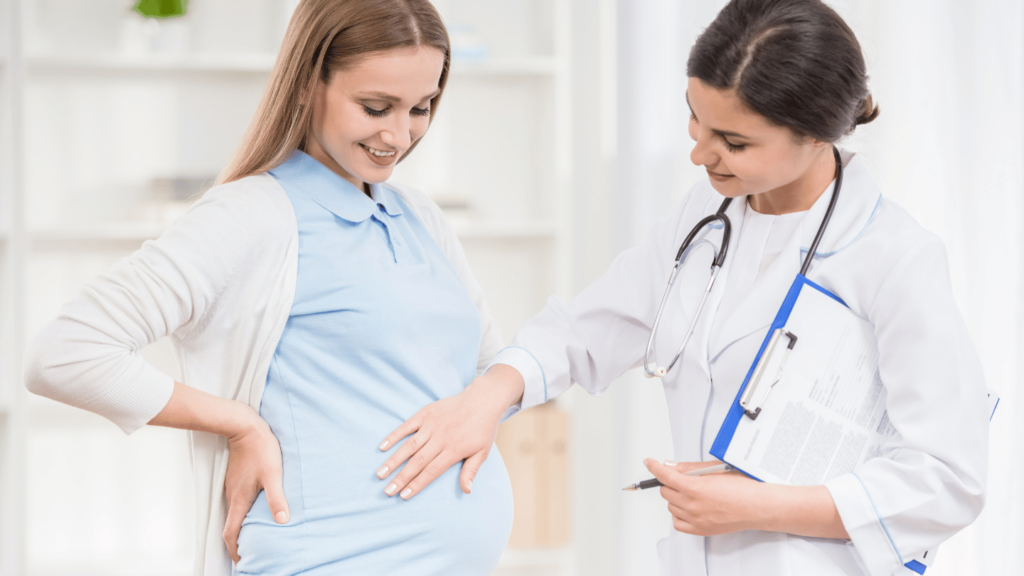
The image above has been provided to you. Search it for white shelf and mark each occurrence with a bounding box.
[451,56,561,76]
[452,219,560,239]
[27,219,559,247]
[24,54,560,77]
[29,223,169,245]
[497,546,574,568]
[28,53,277,75]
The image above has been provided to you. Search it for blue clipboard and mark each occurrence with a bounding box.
[708,274,939,575]
[710,273,844,467]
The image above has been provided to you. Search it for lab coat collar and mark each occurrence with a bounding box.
[704,150,882,362]
[697,150,881,257]
[269,149,404,223]
[798,150,881,263]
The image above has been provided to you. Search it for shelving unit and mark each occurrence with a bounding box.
[28,53,277,74]
[28,54,561,76]
[27,219,560,246]
[0,0,27,572]
[1,1,574,575]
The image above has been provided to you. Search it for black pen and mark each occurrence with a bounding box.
[622,463,735,491]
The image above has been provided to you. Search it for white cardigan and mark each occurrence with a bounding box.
[22,173,504,575]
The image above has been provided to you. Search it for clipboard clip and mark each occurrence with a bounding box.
[739,328,798,420]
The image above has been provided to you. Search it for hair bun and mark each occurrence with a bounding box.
[855,94,880,126]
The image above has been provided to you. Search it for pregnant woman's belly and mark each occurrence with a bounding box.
[234,365,514,576]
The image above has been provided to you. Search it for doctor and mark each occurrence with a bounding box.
[375,0,989,574]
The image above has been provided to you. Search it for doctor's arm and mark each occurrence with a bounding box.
[376,190,698,499]
[645,459,849,539]
[822,237,988,576]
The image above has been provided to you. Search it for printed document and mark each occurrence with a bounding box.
[722,287,895,485]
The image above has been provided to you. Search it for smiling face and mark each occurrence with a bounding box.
[304,46,446,191]
[686,77,836,214]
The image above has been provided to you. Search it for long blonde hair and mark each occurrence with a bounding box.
[218,0,450,184]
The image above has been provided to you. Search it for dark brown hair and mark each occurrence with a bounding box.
[687,0,879,142]
[219,0,450,184]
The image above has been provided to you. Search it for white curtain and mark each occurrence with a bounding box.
[611,1,1024,574]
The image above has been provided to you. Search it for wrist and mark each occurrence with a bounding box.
[149,381,262,439]
[753,483,849,539]
[468,364,525,412]
[750,482,788,532]
[222,400,262,440]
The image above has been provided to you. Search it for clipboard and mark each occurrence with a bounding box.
[709,274,1000,575]
[710,274,856,479]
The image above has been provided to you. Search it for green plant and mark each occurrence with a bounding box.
[132,0,189,19]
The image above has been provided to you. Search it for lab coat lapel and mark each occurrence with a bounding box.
[707,151,882,361]
[707,219,803,362]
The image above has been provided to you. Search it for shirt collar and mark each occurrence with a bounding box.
[269,149,404,222]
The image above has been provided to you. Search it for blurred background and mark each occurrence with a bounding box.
[0,0,1021,575]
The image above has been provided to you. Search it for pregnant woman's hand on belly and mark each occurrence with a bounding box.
[223,408,290,563]
[376,364,525,499]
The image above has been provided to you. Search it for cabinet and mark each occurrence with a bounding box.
[0,1,572,574]
[496,404,571,549]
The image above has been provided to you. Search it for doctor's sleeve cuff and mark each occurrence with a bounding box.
[486,346,548,421]
[825,472,905,576]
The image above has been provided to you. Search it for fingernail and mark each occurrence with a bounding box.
[377,465,389,478]
[400,488,412,499]
[385,483,397,496]
[664,460,677,467]
[467,480,473,492]
[275,511,288,523]
[379,440,390,450]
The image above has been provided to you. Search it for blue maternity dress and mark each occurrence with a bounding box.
[234,150,513,575]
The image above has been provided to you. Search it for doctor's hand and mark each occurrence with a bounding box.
[376,364,525,500]
[645,459,850,540]
[223,409,290,563]
[646,459,761,537]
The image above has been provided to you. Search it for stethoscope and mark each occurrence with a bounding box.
[643,146,844,378]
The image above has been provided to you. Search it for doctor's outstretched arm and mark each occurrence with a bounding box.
[376,187,703,499]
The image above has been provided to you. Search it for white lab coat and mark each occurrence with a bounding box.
[490,152,988,576]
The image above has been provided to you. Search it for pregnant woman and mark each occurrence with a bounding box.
[23,0,512,574]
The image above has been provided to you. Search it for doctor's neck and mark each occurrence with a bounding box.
[746,146,838,216]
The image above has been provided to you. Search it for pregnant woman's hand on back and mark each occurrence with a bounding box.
[147,381,290,564]
[376,364,525,499]
[223,410,290,562]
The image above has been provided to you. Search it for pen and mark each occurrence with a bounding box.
[622,463,736,491]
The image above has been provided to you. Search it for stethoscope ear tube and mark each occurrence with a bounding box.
[648,199,733,378]
[800,146,843,276]
[646,146,844,379]
[673,198,734,266]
